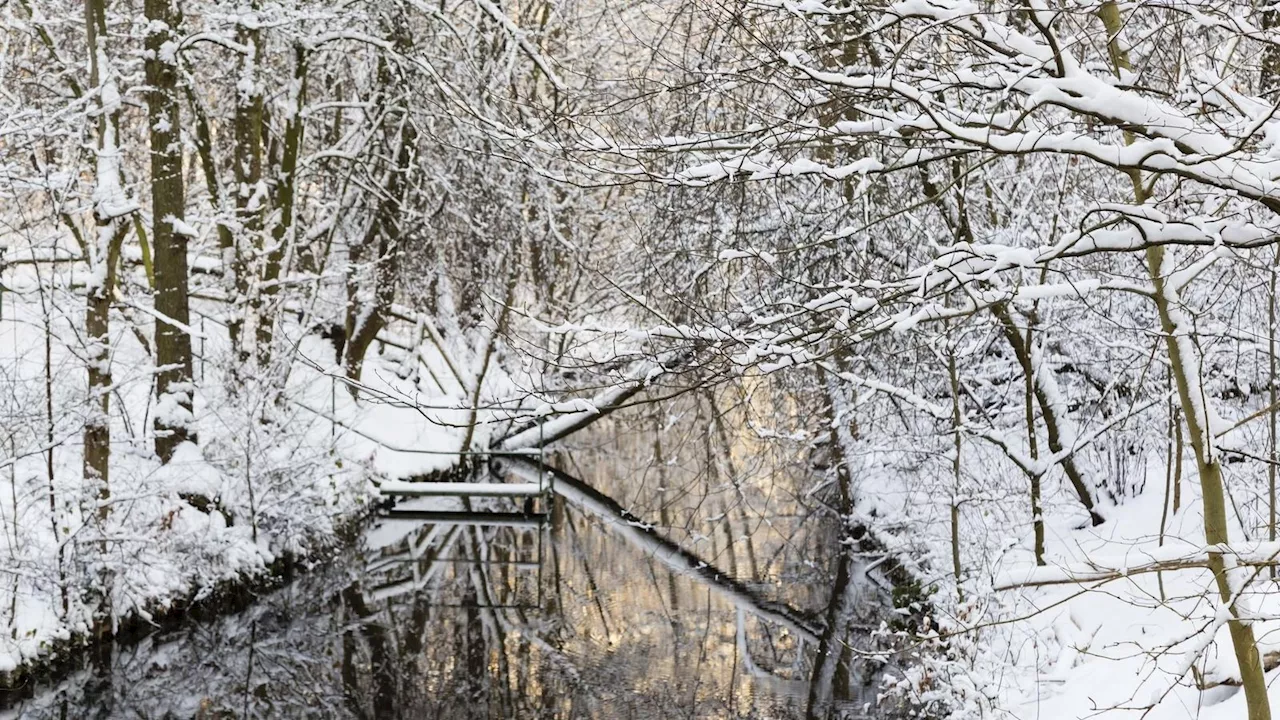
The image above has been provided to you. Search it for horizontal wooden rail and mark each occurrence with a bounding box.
[379,480,546,497]
[379,509,548,528]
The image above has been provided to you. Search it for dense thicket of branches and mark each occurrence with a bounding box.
[0,0,605,676]
[513,2,1280,717]
[11,0,1280,716]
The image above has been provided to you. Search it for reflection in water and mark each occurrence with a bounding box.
[1,451,902,719]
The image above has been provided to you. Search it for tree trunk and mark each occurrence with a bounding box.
[1266,1,1280,581]
[256,44,307,368]
[1147,246,1272,720]
[945,339,966,592]
[1262,129,1280,605]
[1263,3,1280,96]
[343,112,416,393]
[83,226,126,515]
[232,15,264,365]
[809,364,866,719]
[1104,3,1270,709]
[146,0,195,462]
[186,85,241,353]
[1094,5,1271,714]
[84,0,109,516]
[84,0,129,637]
[993,303,1105,525]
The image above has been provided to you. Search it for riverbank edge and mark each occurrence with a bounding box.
[0,454,486,699]
[0,500,375,700]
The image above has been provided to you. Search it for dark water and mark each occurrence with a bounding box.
[0,455,901,719]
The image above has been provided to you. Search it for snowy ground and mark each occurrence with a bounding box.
[982,487,1280,720]
[854,418,1280,718]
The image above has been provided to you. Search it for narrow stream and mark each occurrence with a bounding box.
[1,447,903,719]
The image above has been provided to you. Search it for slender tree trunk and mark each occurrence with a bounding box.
[1263,3,1280,97]
[343,20,418,391]
[651,418,681,618]
[344,118,416,392]
[83,225,124,525]
[1266,13,1280,574]
[1003,306,1045,563]
[256,44,307,368]
[810,363,865,718]
[706,389,761,579]
[84,0,133,635]
[232,13,264,366]
[1024,306,1045,563]
[35,267,66,616]
[146,0,195,462]
[1261,0,1280,582]
[1147,247,1271,720]
[1173,405,1183,513]
[1264,245,1274,576]
[946,339,965,595]
[1159,387,1175,601]
[1095,5,1270,715]
[993,303,1104,525]
[458,260,517,450]
[701,398,740,578]
[185,86,241,353]
[84,0,112,524]
[1104,5,1266,713]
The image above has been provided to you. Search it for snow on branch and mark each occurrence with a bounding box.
[994,542,1280,591]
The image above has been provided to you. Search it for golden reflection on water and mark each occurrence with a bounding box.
[365,403,840,719]
[7,397,872,720]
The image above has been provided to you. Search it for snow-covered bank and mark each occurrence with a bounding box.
[0,284,482,686]
[854,400,1280,719]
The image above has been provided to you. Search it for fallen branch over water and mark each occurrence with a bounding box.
[499,457,823,642]
[494,350,692,451]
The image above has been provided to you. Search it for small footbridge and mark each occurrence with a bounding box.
[367,458,554,610]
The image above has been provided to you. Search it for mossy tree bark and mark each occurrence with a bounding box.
[1147,247,1272,720]
[1096,4,1271,716]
